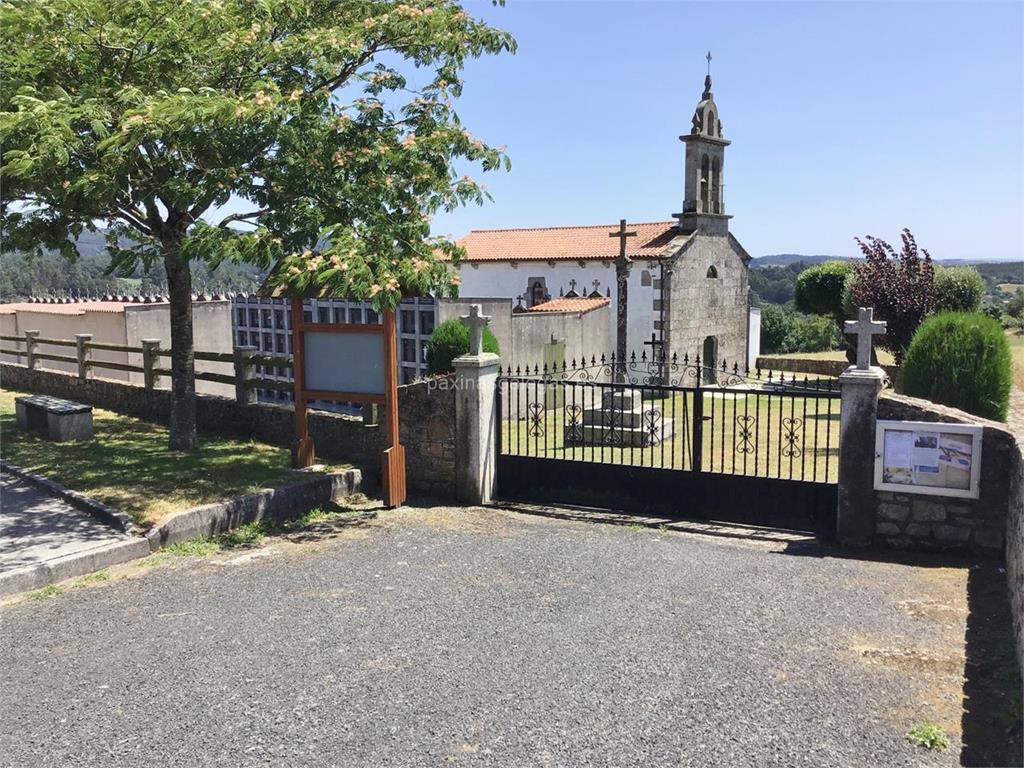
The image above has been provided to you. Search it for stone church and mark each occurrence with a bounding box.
[453,71,752,371]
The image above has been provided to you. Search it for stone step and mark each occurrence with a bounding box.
[565,418,675,448]
[601,389,644,409]
[580,404,665,429]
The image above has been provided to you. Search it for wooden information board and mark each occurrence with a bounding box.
[290,299,406,508]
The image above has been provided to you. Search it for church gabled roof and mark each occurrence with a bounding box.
[455,221,687,262]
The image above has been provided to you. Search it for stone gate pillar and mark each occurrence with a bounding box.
[454,305,499,505]
[836,365,885,545]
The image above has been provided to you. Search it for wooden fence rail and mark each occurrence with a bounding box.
[1,330,295,404]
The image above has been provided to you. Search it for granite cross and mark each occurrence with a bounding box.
[460,304,491,356]
[844,307,887,370]
[609,219,637,382]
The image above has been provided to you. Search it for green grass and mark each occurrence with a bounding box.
[25,584,64,600]
[906,722,951,751]
[501,388,840,482]
[0,389,349,528]
[1008,331,1024,391]
[762,348,897,365]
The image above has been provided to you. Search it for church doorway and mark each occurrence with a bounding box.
[702,335,717,383]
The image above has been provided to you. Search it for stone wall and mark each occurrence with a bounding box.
[873,393,1020,555]
[665,232,749,368]
[757,355,900,381]
[0,362,456,499]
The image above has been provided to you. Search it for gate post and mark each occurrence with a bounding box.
[836,365,885,545]
[454,305,499,505]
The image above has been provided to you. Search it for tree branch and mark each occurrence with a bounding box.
[217,209,270,228]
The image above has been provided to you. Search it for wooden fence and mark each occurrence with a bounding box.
[0,331,293,404]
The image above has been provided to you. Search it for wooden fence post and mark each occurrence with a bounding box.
[24,330,40,370]
[141,339,161,390]
[75,334,93,380]
[233,345,258,404]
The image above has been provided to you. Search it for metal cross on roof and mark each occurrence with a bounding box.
[844,307,887,370]
[706,50,712,76]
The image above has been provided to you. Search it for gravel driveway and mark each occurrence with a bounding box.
[0,505,1011,767]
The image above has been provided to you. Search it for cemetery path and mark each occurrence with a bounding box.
[1,505,1016,767]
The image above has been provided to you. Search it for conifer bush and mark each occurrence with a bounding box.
[425,318,499,375]
[901,312,1012,421]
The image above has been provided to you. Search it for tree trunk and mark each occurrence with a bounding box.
[163,238,197,451]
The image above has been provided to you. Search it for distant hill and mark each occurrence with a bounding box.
[754,254,847,267]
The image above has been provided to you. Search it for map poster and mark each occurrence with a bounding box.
[875,421,981,499]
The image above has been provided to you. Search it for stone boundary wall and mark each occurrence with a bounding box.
[0,363,456,499]
[873,393,1020,555]
[757,355,899,381]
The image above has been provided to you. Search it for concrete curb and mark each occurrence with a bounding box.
[146,469,362,551]
[0,536,150,599]
[0,459,138,534]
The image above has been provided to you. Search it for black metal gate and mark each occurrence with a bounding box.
[495,353,840,537]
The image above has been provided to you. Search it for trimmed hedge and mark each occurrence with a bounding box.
[425,318,499,375]
[901,312,1012,421]
[795,260,853,321]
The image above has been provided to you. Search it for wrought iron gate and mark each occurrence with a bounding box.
[495,352,840,537]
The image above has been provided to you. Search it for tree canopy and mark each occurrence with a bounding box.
[1,0,515,308]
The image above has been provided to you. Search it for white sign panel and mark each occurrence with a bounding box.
[874,420,982,499]
[303,331,386,395]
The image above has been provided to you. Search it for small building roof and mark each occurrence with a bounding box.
[456,221,686,262]
[527,296,610,314]
[0,300,144,315]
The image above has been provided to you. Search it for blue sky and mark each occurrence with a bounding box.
[426,0,1024,261]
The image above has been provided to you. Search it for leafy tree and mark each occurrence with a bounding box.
[0,0,514,449]
[795,260,853,322]
[759,303,792,354]
[933,265,984,313]
[902,312,1011,421]
[1008,286,1024,319]
[425,318,498,375]
[846,229,935,365]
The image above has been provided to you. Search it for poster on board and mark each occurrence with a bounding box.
[875,420,982,499]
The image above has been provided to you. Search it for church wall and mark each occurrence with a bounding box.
[455,261,662,354]
[666,233,749,369]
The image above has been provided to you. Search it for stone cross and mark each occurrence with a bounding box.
[609,219,637,382]
[460,304,491,356]
[844,306,887,370]
[568,279,577,293]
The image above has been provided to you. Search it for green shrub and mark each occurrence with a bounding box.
[901,312,1012,421]
[795,260,853,321]
[425,318,499,375]
[934,266,984,313]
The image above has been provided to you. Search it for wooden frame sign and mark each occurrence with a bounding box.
[873,420,982,500]
[290,298,406,508]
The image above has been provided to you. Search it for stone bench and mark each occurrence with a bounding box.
[15,395,94,442]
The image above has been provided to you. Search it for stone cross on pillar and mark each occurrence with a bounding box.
[460,304,491,356]
[844,307,887,370]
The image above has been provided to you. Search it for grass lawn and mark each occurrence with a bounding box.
[0,389,348,528]
[762,348,897,365]
[501,387,840,483]
[1008,331,1024,391]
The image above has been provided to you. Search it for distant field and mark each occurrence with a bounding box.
[998,283,1023,295]
[766,349,896,365]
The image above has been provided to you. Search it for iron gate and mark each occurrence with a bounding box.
[495,352,840,537]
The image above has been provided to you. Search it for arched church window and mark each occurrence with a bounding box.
[641,270,652,287]
[711,157,721,214]
[706,109,716,136]
[700,154,710,213]
[706,265,718,278]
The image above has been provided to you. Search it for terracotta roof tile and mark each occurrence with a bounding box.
[527,296,610,313]
[456,221,685,262]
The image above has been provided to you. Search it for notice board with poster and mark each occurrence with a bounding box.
[874,420,983,499]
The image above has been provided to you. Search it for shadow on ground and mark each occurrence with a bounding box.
[780,539,1023,767]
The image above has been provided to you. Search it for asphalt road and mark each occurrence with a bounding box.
[0,505,991,767]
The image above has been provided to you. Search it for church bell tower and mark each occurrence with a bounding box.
[677,54,731,235]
